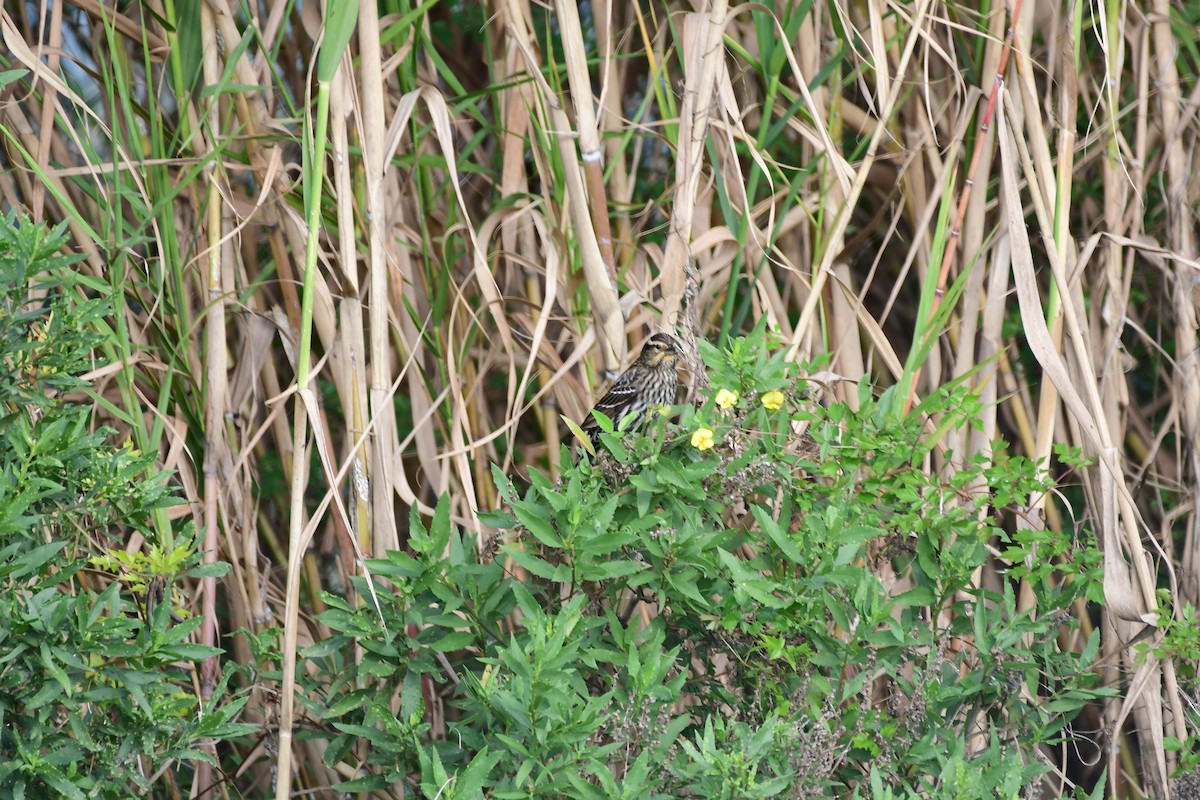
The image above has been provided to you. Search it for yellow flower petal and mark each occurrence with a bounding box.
[761,390,785,411]
[715,388,739,410]
[691,428,715,451]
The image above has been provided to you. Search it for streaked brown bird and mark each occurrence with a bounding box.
[581,333,681,447]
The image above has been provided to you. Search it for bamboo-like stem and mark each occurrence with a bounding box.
[556,0,617,285]
[329,68,370,579]
[276,9,346,790]
[507,0,626,376]
[1150,0,1198,769]
[660,0,729,385]
[357,0,400,557]
[195,5,226,797]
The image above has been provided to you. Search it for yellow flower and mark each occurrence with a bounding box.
[761,390,785,411]
[714,388,739,410]
[654,403,672,417]
[691,428,715,451]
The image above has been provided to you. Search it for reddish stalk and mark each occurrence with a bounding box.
[904,0,1025,415]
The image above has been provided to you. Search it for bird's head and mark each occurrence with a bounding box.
[636,333,681,367]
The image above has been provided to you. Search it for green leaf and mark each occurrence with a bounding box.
[590,559,647,581]
[159,642,223,661]
[457,746,502,797]
[563,414,594,456]
[512,503,562,548]
[186,561,231,579]
[588,493,620,538]
[431,493,453,555]
[0,69,30,89]
[316,1,361,84]
[334,772,389,792]
[893,585,934,607]
[40,641,72,697]
[40,767,87,800]
[503,547,562,581]
[479,509,517,529]
[429,630,475,652]
[332,722,391,742]
[751,504,803,562]
[5,541,64,580]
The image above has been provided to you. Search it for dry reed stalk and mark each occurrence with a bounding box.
[786,0,937,365]
[507,0,627,378]
[356,0,402,559]
[196,6,229,796]
[556,0,618,284]
[661,1,730,384]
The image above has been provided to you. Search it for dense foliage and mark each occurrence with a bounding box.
[0,216,251,798]
[287,327,1112,798]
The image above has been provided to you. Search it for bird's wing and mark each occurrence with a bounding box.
[582,368,642,431]
[592,372,641,413]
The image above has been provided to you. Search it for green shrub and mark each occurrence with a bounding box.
[0,215,251,798]
[305,322,1110,798]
